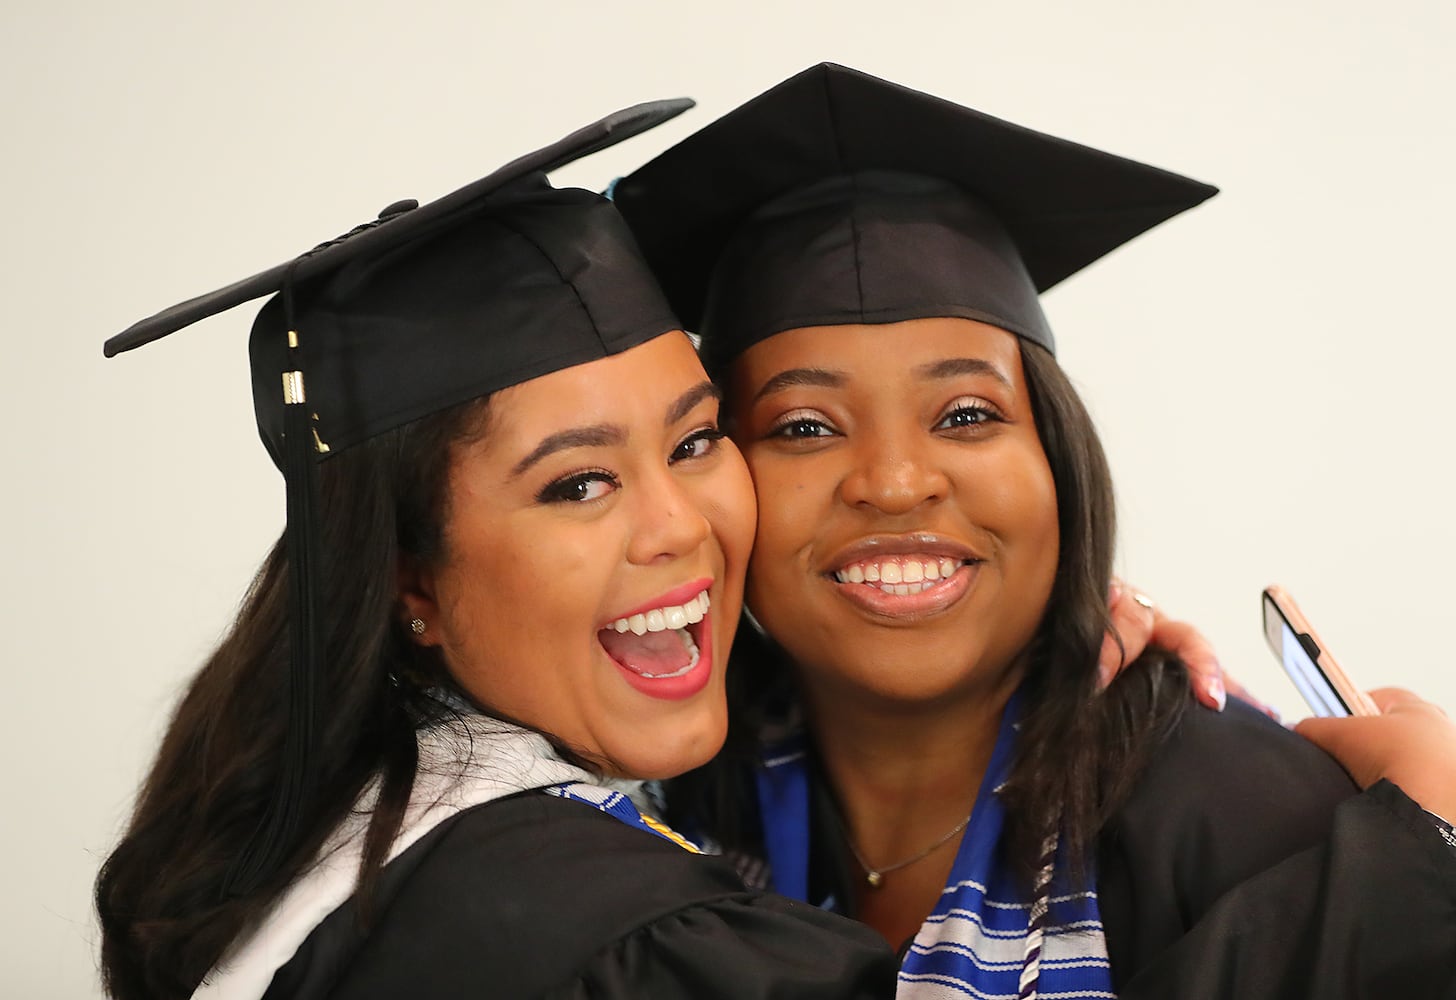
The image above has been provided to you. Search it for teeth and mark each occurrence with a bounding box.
[607,591,710,635]
[834,557,967,588]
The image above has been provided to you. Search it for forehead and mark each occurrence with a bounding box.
[730,317,1026,391]
[481,331,709,442]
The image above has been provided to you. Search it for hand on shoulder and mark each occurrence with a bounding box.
[1296,688,1456,821]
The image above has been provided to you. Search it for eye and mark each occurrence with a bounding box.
[537,470,618,504]
[671,427,725,463]
[767,409,837,440]
[935,398,1004,432]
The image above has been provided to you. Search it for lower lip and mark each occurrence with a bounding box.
[609,613,714,701]
[830,563,979,618]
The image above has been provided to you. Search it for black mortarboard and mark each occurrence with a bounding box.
[105,98,692,896]
[612,63,1218,367]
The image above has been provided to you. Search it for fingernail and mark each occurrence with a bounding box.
[1207,676,1226,712]
[1108,580,1123,603]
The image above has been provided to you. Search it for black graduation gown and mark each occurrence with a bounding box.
[1119,780,1456,999]
[262,792,897,999]
[789,698,1454,996]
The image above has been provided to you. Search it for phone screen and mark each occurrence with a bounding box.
[1262,593,1351,717]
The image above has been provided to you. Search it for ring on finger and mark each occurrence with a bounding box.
[1132,591,1155,610]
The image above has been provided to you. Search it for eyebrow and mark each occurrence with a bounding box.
[750,367,846,405]
[667,380,722,427]
[914,357,1013,389]
[749,358,1011,406]
[509,380,722,479]
[510,425,625,478]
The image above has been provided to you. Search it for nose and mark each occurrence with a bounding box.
[626,467,714,565]
[837,431,950,516]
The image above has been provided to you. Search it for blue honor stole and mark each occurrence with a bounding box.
[544,782,702,854]
[754,692,1115,999]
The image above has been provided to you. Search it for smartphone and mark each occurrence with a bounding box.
[1261,586,1375,717]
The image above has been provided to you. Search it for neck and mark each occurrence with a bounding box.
[797,665,1021,945]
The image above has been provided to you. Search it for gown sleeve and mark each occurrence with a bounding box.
[266,791,897,1000]
[1118,780,1456,998]
[1096,696,1359,983]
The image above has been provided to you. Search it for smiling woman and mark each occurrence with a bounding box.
[92,103,895,1000]
[615,63,1456,998]
[402,337,748,780]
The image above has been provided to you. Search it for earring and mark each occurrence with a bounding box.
[409,618,427,635]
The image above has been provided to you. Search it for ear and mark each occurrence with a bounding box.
[397,554,443,648]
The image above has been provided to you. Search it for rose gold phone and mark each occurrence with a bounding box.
[1262,586,1375,718]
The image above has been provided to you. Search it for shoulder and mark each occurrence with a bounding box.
[1122,694,1358,829]
[1097,695,1360,985]
[269,792,894,999]
[1118,782,1456,999]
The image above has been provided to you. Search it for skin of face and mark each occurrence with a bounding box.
[727,317,1060,713]
[403,331,757,780]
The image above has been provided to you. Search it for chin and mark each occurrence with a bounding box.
[611,714,727,781]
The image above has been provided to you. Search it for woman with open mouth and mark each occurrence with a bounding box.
[615,64,1456,999]
[93,104,905,1000]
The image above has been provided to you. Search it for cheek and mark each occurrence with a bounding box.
[1007,458,1061,584]
[744,451,826,558]
[434,529,606,684]
[706,448,759,572]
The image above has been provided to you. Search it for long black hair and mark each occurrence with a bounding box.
[95,397,489,1000]
[668,339,1188,886]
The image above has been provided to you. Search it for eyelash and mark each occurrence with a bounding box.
[767,410,836,440]
[935,398,1004,431]
[766,399,1004,441]
[535,426,725,504]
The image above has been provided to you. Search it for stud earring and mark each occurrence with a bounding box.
[409,618,427,635]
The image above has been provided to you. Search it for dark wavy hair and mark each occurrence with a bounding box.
[94,397,490,1000]
[668,339,1188,886]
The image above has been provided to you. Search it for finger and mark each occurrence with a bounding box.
[1103,587,1155,668]
[1367,687,1422,713]
[1096,632,1125,690]
[1146,618,1222,707]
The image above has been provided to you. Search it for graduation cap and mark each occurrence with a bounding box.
[612,63,1218,367]
[105,98,692,897]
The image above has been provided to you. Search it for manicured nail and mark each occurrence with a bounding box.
[1207,676,1226,712]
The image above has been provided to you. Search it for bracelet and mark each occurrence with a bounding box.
[1425,809,1456,852]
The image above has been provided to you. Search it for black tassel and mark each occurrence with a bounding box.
[222,275,323,898]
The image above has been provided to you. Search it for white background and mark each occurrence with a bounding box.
[3,1,1452,995]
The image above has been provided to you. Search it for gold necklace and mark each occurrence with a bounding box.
[831,805,974,888]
